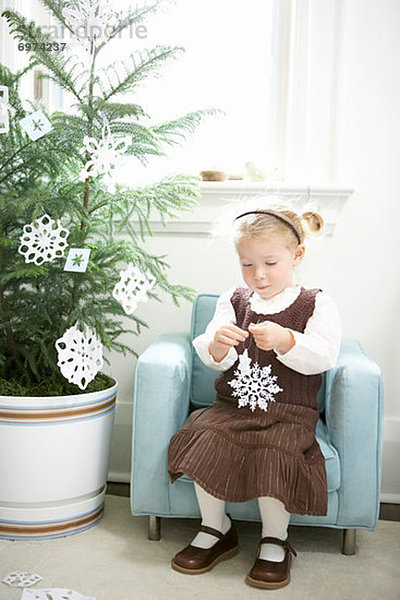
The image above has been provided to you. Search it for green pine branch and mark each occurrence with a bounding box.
[93,100,149,122]
[0,0,214,391]
[36,0,75,36]
[100,46,184,102]
[152,108,224,144]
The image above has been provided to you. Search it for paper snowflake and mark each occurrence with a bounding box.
[21,589,96,600]
[228,351,283,412]
[112,264,156,314]
[79,120,131,193]
[63,0,116,44]
[0,85,9,134]
[2,571,42,588]
[18,213,70,265]
[61,0,118,68]
[55,323,103,390]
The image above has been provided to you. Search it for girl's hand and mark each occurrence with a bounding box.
[248,321,295,354]
[208,324,249,363]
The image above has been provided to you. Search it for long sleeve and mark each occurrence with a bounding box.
[275,292,342,375]
[192,288,239,371]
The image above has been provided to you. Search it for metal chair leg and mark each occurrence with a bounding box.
[341,528,356,555]
[148,515,161,541]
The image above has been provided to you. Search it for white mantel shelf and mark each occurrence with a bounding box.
[133,181,354,237]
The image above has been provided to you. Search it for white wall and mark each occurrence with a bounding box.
[106,0,400,503]
[1,0,398,500]
[333,0,400,502]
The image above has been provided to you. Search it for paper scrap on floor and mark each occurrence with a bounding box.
[2,571,43,587]
[21,589,95,600]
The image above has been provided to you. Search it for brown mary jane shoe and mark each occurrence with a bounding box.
[246,536,297,589]
[171,518,238,575]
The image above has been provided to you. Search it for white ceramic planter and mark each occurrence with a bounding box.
[0,380,117,540]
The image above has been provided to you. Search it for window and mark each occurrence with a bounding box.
[1,0,344,185]
[129,0,276,180]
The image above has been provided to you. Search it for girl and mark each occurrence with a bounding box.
[167,203,342,589]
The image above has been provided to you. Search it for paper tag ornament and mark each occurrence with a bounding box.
[22,588,96,600]
[64,248,91,272]
[55,323,103,390]
[112,264,156,314]
[0,85,9,134]
[2,570,43,588]
[237,348,252,377]
[80,120,131,193]
[20,110,52,140]
[18,213,70,265]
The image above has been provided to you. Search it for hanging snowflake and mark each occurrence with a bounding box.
[55,323,103,390]
[62,0,117,46]
[0,85,9,134]
[79,120,131,193]
[18,213,70,265]
[228,351,283,412]
[112,264,156,314]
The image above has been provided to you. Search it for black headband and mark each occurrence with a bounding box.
[234,209,302,244]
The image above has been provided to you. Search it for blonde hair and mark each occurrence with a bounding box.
[232,201,324,251]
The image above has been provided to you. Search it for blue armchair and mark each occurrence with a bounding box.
[130,294,384,555]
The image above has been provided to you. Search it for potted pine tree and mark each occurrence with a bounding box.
[0,0,210,540]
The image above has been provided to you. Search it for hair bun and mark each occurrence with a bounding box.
[301,211,324,235]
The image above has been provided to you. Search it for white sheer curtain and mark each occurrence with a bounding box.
[270,0,344,184]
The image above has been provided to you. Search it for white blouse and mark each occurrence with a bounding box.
[192,285,342,376]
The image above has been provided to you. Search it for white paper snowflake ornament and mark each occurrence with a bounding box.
[18,213,70,265]
[112,264,156,315]
[228,352,283,412]
[2,571,43,588]
[63,0,116,45]
[22,589,96,600]
[55,323,103,390]
[0,85,9,134]
[80,120,131,193]
[61,0,118,64]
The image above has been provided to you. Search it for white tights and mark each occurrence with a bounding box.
[191,483,290,562]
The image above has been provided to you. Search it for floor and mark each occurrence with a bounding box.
[0,495,399,600]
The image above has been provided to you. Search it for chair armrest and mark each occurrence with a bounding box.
[325,340,384,529]
[130,333,192,515]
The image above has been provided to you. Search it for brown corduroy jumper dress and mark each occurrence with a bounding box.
[167,286,328,516]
